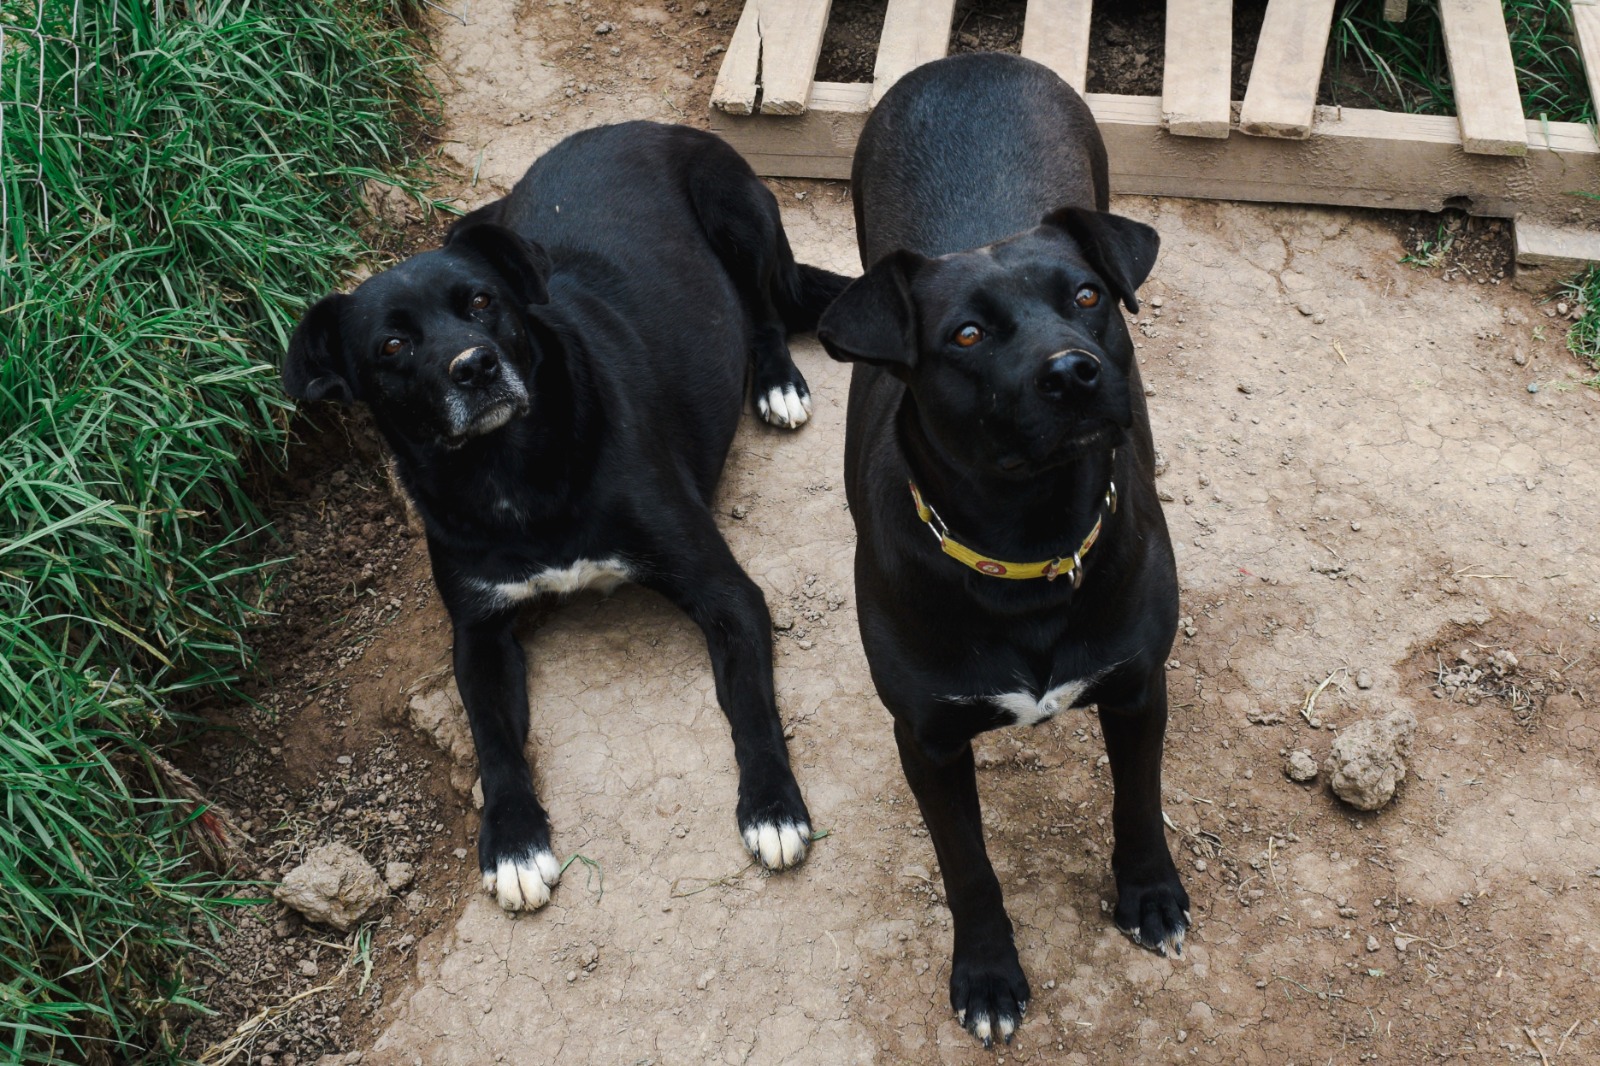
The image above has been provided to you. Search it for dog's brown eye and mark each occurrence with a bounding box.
[953,324,984,348]
[381,337,403,356]
[1075,287,1100,309]
[470,293,491,311]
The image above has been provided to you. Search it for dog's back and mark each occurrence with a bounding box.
[852,53,1109,265]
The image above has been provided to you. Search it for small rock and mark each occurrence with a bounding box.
[1194,859,1207,872]
[1350,520,1361,532]
[1237,382,1255,394]
[1366,935,1380,952]
[593,21,613,34]
[1394,937,1409,952]
[1285,750,1318,783]
[693,0,709,12]
[1248,707,1285,726]
[1324,709,1417,811]
[472,778,484,810]
[730,504,748,519]
[1355,669,1373,690]
[1557,301,1569,315]
[1150,295,1165,308]
[274,844,387,931]
[1311,312,1327,325]
[1513,347,1527,366]
[772,613,795,632]
[298,958,319,978]
[384,862,416,892]
[1528,382,1540,393]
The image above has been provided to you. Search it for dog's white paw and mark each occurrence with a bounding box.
[741,820,811,870]
[481,848,562,912]
[756,385,811,429]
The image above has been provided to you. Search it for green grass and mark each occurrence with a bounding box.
[1563,266,1600,377]
[0,0,432,1061]
[1328,0,1595,126]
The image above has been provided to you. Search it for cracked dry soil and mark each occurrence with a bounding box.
[197,3,1600,1064]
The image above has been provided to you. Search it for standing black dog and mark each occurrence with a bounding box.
[817,54,1188,1045]
[283,122,847,911]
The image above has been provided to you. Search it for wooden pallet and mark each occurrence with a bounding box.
[708,0,1600,285]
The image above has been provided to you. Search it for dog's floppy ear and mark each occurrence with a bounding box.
[816,249,927,370]
[283,293,356,405]
[445,220,552,308]
[1042,207,1160,314]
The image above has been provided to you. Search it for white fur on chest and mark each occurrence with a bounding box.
[987,677,1095,727]
[481,557,633,606]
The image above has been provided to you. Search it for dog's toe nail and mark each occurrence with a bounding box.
[998,1015,1016,1041]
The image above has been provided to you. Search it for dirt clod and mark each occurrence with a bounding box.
[275,843,388,931]
[1324,708,1417,811]
[1285,750,1319,783]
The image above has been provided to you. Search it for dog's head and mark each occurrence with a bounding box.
[818,207,1158,477]
[282,221,552,450]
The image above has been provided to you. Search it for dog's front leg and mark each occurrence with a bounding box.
[893,717,1029,1047]
[454,610,561,912]
[647,530,812,871]
[1098,672,1190,956]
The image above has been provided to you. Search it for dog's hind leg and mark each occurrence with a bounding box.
[892,717,1030,1047]
[452,609,562,912]
[641,509,812,869]
[688,159,846,430]
[1099,673,1191,957]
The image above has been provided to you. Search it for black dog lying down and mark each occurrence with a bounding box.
[283,121,848,910]
[818,54,1189,1044]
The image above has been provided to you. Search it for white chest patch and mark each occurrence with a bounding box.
[988,677,1095,727]
[483,557,633,605]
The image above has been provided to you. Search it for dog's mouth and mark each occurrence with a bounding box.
[441,383,530,449]
[996,422,1120,474]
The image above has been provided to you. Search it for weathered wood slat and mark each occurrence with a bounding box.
[710,87,1600,229]
[1438,0,1527,155]
[1020,0,1094,92]
[1572,1,1600,123]
[1383,0,1409,20]
[1514,218,1600,291]
[709,1,762,115]
[1162,0,1232,138]
[870,0,958,107]
[709,0,834,116]
[1238,0,1336,139]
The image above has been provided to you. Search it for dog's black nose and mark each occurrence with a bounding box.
[1036,350,1099,402]
[449,346,501,388]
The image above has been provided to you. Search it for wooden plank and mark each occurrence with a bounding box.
[1573,1,1600,125]
[1238,0,1337,139]
[1439,0,1526,155]
[710,1,762,115]
[1383,0,1408,20]
[1162,0,1232,139]
[709,88,1600,229]
[710,0,833,116]
[1513,218,1600,291]
[1020,0,1094,92]
[870,0,958,107]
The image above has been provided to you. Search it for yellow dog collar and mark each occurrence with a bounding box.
[908,476,1117,585]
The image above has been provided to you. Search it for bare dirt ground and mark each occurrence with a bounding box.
[188,3,1600,1064]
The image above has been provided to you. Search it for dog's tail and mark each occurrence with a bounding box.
[774,231,853,334]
